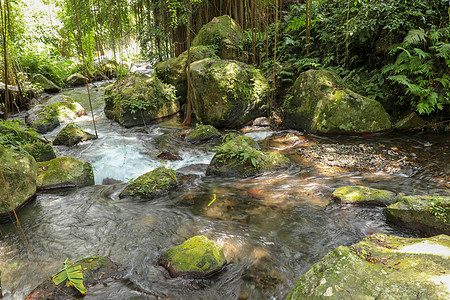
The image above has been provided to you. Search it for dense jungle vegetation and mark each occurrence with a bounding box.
[1,0,449,125]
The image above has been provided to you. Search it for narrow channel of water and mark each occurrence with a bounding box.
[0,83,448,299]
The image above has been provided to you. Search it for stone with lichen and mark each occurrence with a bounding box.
[284,70,391,134]
[287,233,450,299]
[186,124,221,144]
[159,235,226,278]
[332,186,397,206]
[53,123,97,146]
[190,59,269,129]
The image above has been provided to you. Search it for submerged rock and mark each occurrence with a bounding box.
[192,15,243,60]
[159,235,226,278]
[119,167,178,200]
[0,145,37,220]
[66,73,88,86]
[26,256,121,299]
[206,136,289,177]
[190,59,269,128]
[25,94,86,133]
[37,157,94,190]
[104,74,179,127]
[53,123,97,146]
[284,70,391,134]
[395,111,426,131]
[386,195,450,235]
[287,233,450,299]
[157,150,182,161]
[186,124,221,144]
[155,46,219,101]
[0,120,55,162]
[32,74,60,93]
[332,186,397,206]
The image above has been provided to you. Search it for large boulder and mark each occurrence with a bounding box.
[206,135,290,177]
[119,167,178,200]
[53,123,97,146]
[159,235,226,278]
[25,94,86,133]
[0,145,37,220]
[32,74,60,93]
[26,256,121,299]
[192,15,243,60]
[0,120,55,162]
[287,233,450,299]
[386,195,450,235]
[186,124,221,144]
[332,186,397,206]
[66,73,88,86]
[190,59,269,128]
[37,157,94,190]
[155,46,219,101]
[394,111,426,131]
[104,74,179,127]
[284,70,392,134]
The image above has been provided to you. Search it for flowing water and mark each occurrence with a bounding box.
[0,83,448,299]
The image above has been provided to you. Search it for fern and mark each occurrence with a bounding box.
[403,28,426,46]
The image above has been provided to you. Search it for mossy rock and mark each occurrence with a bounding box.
[119,167,178,200]
[25,95,86,133]
[104,74,179,128]
[332,186,397,206]
[0,145,37,220]
[190,59,269,128]
[284,70,392,134]
[37,157,95,190]
[53,123,97,146]
[186,124,221,144]
[0,119,55,162]
[206,135,290,177]
[287,233,450,299]
[26,256,121,299]
[159,235,226,278]
[66,73,88,86]
[32,74,60,93]
[92,69,109,81]
[386,195,450,235]
[192,15,243,60]
[394,111,426,131]
[155,46,219,102]
[97,59,119,78]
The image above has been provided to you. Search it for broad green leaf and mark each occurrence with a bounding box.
[51,259,87,295]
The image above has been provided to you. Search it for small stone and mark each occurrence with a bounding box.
[157,150,182,161]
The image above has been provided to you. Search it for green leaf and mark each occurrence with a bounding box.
[52,259,87,295]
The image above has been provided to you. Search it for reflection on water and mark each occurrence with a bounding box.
[0,83,448,299]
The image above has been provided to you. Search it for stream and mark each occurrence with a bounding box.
[0,82,449,299]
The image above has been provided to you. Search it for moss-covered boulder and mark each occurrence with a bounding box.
[332,186,397,206]
[0,120,55,162]
[26,256,121,299]
[155,46,219,101]
[53,123,97,146]
[192,15,243,60]
[287,233,450,299]
[32,74,60,93]
[206,135,290,177]
[190,59,269,128]
[92,69,109,81]
[119,167,178,200]
[394,111,426,131]
[37,157,94,190]
[97,59,119,78]
[0,145,37,220]
[186,124,221,144]
[284,70,391,134]
[386,195,450,235]
[104,74,179,127]
[25,94,86,133]
[66,73,88,86]
[159,235,226,278]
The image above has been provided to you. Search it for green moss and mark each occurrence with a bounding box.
[287,233,450,299]
[159,235,226,278]
[104,74,179,127]
[53,123,97,146]
[119,167,178,200]
[186,124,221,143]
[37,157,94,189]
[332,186,397,206]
